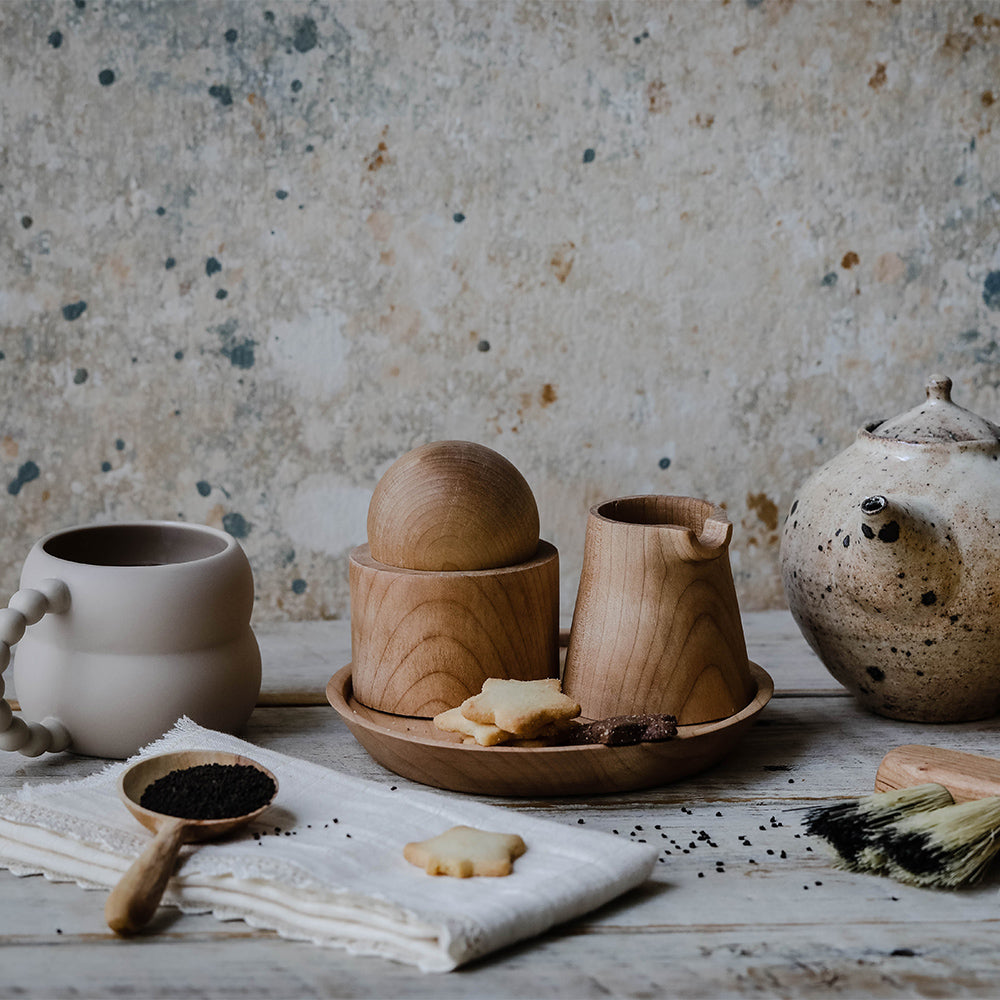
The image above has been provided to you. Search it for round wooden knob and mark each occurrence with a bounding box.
[367,441,540,571]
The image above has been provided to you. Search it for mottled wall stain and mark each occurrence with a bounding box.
[2,0,1000,621]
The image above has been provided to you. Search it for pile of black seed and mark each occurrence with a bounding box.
[139,763,275,820]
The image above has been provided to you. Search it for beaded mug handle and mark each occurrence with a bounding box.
[0,579,73,757]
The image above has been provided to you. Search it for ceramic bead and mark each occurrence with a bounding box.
[41,717,71,753]
[34,577,70,614]
[0,608,26,647]
[8,587,49,626]
[0,716,29,752]
[18,721,52,757]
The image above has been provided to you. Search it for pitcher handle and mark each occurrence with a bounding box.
[0,579,72,756]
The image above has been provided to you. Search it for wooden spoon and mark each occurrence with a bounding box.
[105,749,277,935]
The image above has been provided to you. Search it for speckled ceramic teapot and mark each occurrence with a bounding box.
[780,374,1000,723]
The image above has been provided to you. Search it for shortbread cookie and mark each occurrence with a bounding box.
[565,713,678,746]
[403,825,527,877]
[433,707,511,746]
[461,677,580,738]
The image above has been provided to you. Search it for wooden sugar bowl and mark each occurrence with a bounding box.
[350,441,560,718]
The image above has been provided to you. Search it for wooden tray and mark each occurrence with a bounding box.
[326,662,773,797]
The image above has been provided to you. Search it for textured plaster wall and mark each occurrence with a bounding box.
[2,0,1000,623]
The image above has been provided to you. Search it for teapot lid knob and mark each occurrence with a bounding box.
[926,374,953,403]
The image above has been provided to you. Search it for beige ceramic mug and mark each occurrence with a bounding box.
[562,496,755,725]
[0,521,261,758]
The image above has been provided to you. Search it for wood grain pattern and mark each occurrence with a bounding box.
[366,440,540,572]
[563,497,755,725]
[349,542,559,717]
[874,744,1000,801]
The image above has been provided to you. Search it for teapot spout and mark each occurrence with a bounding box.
[846,494,960,616]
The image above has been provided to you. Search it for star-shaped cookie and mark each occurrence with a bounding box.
[403,825,527,877]
[460,677,580,737]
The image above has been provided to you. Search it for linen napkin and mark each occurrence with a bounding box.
[0,718,657,972]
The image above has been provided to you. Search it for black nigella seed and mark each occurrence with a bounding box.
[139,763,275,820]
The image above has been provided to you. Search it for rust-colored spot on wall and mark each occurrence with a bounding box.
[841,251,860,269]
[692,112,715,128]
[1,436,18,459]
[647,80,671,114]
[367,141,389,172]
[540,383,557,407]
[984,91,996,107]
[550,242,575,283]
[746,492,779,532]
[868,63,887,89]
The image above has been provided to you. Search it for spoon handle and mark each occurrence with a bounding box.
[105,818,187,935]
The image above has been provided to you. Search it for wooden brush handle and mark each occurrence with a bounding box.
[875,745,1000,802]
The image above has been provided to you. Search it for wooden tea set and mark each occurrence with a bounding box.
[326,439,774,797]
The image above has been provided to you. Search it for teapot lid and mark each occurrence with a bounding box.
[867,374,1000,444]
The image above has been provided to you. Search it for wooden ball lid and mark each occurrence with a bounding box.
[367,440,540,571]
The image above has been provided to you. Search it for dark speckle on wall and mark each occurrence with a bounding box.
[214,318,255,369]
[822,272,838,286]
[48,30,62,48]
[74,368,87,384]
[98,68,115,86]
[292,17,318,53]
[222,512,251,538]
[197,480,212,496]
[8,461,40,496]
[206,257,222,277]
[208,84,233,106]
[984,271,1000,310]
[225,28,238,43]
[583,148,596,163]
[292,578,307,594]
[62,301,87,321]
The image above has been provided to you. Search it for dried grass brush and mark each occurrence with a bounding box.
[802,783,954,873]
[802,745,1000,889]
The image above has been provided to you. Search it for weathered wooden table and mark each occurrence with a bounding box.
[3,610,1000,998]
